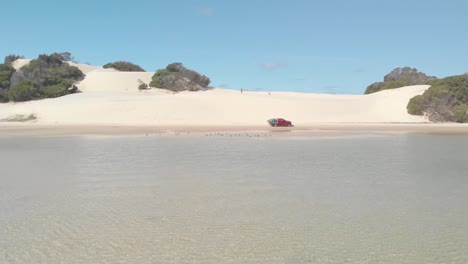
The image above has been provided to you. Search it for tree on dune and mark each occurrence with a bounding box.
[103,61,145,72]
[149,63,210,92]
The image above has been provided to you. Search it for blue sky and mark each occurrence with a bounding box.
[1,0,467,94]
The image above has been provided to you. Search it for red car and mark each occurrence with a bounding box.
[267,118,293,127]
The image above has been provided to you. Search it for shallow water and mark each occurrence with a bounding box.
[1,133,468,263]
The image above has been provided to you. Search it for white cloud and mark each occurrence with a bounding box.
[261,62,288,70]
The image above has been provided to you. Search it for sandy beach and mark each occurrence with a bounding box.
[1,59,468,136]
[1,123,468,138]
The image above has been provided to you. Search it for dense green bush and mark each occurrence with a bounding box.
[0,64,16,102]
[0,64,15,88]
[2,53,84,102]
[42,76,72,87]
[40,76,74,98]
[103,61,145,72]
[453,104,468,123]
[149,69,173,88]
[0,64,16,85]
[166,62,184,72]
[47,66,84,80]
[19,54,84,85]
[407,95,423,115]
[57,52,74,62]
[149,63,210,92]
[407,75,468,122]
[37,53,63,67]
[41,84,68,98]
[7,80,39,102]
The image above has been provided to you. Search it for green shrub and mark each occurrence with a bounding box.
[103,61,145,72]
[149,69,173,88]
[453,104,468,123]
[47,66,84,80]
[7,81,39,102]
[40,77,77,98]
[407,95,424,115]
[166,62,184,72]
[57,52,73,62]
[407,75,468,122]
[21,54,84,84]
[137,79,149,90]
[42,77,72,87]
[0,53,83,102]
[0,64,15,89]
[364,82,384,94]
[41,84,68,98]
[37,53,63,67]
[149,63,211,92]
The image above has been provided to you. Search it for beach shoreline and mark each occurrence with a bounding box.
[1,123,468,138]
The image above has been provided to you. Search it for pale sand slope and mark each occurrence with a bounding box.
[11,59,32,70]
[1,61,430,126]
[12,59,106,74]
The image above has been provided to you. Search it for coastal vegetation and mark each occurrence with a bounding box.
[0,53,84,102]
[0,63,16,102]
[367,67,468,122]
[4,54,25,65]
[407,75,468,122]
[149,63,210,92]
[103,61,145,72]
[365,67,436,94]
[137,79,149,90]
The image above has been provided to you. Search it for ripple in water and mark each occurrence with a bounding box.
[1,134,468,263]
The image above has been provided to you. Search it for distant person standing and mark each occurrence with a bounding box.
[241,88,243,94]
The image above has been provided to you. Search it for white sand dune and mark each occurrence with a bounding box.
[1,61,430,126]
[78,71,154,92]
[66,61,104,74]
[11,59,32,70]
[12,58,104,74]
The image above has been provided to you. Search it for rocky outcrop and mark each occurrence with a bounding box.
[383,67,436,83]
[365,67,436,94]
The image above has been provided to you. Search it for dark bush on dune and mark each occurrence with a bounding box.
[3,53,84,102]
[18,53,84,84]
[407,75,468,122]
[0,63,16,102]
[7,80,39,102]
[0,63,15,89]
[149,63,210,92]
[58,52,74,62]
[137,79,149,90]
[103,61,145,72]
